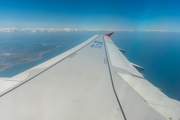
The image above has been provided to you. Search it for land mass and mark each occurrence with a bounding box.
[0,43,62,72]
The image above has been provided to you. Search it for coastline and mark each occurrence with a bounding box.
[0,45,62,74]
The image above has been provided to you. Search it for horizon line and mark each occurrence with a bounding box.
[0,28,180,33]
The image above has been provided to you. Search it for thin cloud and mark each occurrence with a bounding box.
[0,28,18,32]
[0,28,179,33]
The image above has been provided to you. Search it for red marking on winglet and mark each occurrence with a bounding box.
[104,32,114,37]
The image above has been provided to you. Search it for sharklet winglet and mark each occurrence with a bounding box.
[104,32,114,37]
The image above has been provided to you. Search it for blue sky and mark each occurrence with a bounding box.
[1,0,180,31]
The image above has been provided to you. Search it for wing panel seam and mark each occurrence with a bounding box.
[103,36,127,120]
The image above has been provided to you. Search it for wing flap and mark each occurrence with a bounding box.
[104,34,180,120]
[104,36,144,78]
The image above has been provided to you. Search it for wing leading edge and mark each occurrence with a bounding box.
[0,33,179,120]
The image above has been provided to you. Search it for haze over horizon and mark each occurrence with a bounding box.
[1,0,180,31]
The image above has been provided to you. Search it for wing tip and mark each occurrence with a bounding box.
[104,32,114,37]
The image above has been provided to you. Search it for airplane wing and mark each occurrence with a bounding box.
[0,33,179,120]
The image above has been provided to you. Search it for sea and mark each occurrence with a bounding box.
[0,31,180,101]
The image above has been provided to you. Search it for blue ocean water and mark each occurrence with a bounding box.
[0,31,180,100]
[112,31,180,101]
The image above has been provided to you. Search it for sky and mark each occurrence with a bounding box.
[0,0,180,31]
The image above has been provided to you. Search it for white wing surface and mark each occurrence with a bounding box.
[0,33,179,120]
